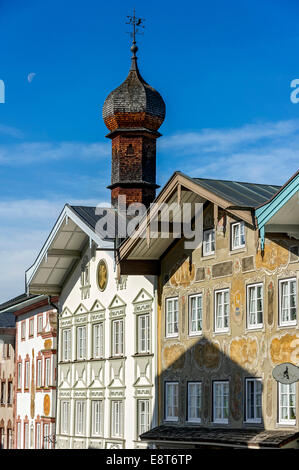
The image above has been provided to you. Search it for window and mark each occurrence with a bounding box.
[1,381,6,404]
[278,383,296,425]
[76,401,85,435]
[137,314,150,353]
[17,363,22,390]
[245,378,262,423]
[215,289,230,332]
[213,381,229,424]
[62,329,71,361]
[112,319,124,357]
[36,423,41,449]
[231,221,245,250]
[0,427,4,449]
[43,423,49,449]
[92,400,102,436]
[45,358,51,387]
[7,381,12,405]
[61,401,69,435]
[37,359,42,388]
[37,315,43,334]
[166,297,179,337]
[247,283,263,329]
[24,361,30,390]
[189,294,203,335]
[24,422,29,449]
[29,318,34,337]
[21,321,26,340]
[77,326,86,360]
[93,323,104,358]
[111,400,123,437]
[203,229,215,256]
[165,382,179,422]
[7,428,13,449]
[138,399,150,436]
[187,382,202,423]
[279,278,297,326]
[17,422,21,449]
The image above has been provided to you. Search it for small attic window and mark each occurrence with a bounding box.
[126,144,134,156]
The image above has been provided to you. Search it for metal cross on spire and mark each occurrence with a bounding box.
[126,8,145,57]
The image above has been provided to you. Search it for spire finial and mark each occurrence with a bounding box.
[126,9,145,60]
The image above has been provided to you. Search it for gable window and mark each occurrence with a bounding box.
[247,283,263,329]
[166,297,179,338]
[231,221,245,250]
[187,382,202,423]
[75,401,85,435]
[93,323,104,358]
[62,329,71,361]
[215,289,230,333]
[138,399,150,436]
[279,278,297,326]
[77,326,86,360]
[61,401,69,435]
[111,400,123,437]
[213,381,229,424]
[92,400,102,436]
[245,378,262,423]
[137,314,150,354]
[165,382,179,422]
[112,319,124,357]
[189,294,203,335]
[278,383,296,425]
[203,228,215,256]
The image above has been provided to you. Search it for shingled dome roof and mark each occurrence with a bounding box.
[102,50,166,132]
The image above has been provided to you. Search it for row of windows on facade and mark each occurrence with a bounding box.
[61,313,151,361]
[59,398,151,440]
[202,221,245,256]
[0,380,13,405]
[16,356,54,391]
[16,421,54,449]
[164,380,296,426]
[166,277,297,337]
[0,426,13,449]
[20,314,44,341]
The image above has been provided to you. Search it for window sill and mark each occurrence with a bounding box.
[165,335,179,340]
[188,332,203,338]
[108,356,127,360]
[229,247,246,255]
[133,353,154,358]
[201,253,215,260]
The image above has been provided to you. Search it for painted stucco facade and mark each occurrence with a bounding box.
[0,327,15,448]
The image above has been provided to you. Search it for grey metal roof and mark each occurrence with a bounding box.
[191,176,280,208]
[140,425,299,448]
[0,293,36,312]
[0,311,16,327]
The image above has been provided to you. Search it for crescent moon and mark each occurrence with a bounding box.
[27,73,36,83]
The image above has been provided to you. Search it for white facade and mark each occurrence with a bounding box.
[55,244,157,449]
[15,302,57,449]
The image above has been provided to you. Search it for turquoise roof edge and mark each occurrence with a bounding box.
[256,171,299,250]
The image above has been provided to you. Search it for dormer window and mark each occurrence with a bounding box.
[231,221,245,250]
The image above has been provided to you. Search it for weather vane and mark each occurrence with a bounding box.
[126,9,145,56]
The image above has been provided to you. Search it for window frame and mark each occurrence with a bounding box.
[279,278,297,327]
[76,325,87,360]
[247,283,264,330]
[213,380,229,424]
[164,381,179,422]
[278,382,296,425]
[75,400,85,436]
[137,399,150,436]
[91,400,103,437]
[245,378,262,423]
[62,329,71,361]
[214,288,230,333]
[188,294,203,336]
[231,221,245,250]
[165,297,179,338]
[61,401,69,435]
[93,323,104,359]
[187,381,202,423]
[112,319,124,357]
[202,228,215,256]
[111,400,123,438]
[137,313,150,354]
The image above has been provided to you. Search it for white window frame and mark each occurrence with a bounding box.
[165,381,179,422]
[137,314,150,354]
[25,361,30,389]
[24,422,29,449]
[37,315,43,333]
[43,423,49,449]
[279,278,297,326]
[75,401,85,435]
[189,294,203,336]
[187,382,202,423]
[36,423,41,449]
[29,318,34,337]
[213,381,229,424]
[93,323,104,358]
[231,221,245,250]
[138,399,150,436]
[17,422,21,449]
[17,363,22,389]
[245,378,262,423]
[112,319,124,357]
[111,400,123,438]
[214,289,230,333]
[203,228,215,256]
[37,359,42,388]
[61,401,69,435]
[21,321,26,340]
[77,326,86,360]
[165,297,179,338]
[92,400,102,436]
[247,283,263,329]
[278,382,296,425]
[62,329,71,361]
[45,357,51,387]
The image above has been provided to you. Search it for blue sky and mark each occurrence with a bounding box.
[0,0,299,301]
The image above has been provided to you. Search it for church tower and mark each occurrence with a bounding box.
[102,17,166,208]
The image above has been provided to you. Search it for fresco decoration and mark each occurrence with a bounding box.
[255,240,289,273]
[267,281,274,326]
[194,340,221,369]
[169,258,195,287]
[44,394,50,416]
[266,377,273,418]
[230,337,258,369]
[231,277,245,326]
[230,371,242,421]
[97,259,108,292]
[270,334,299,365]
[163,343,186,370]
[44,339,52,350]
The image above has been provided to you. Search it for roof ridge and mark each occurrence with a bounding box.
[194,176,281,188]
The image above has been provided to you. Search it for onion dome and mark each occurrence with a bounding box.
[102,44,166,132]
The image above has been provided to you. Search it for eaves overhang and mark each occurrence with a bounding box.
[25,204,114,296]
